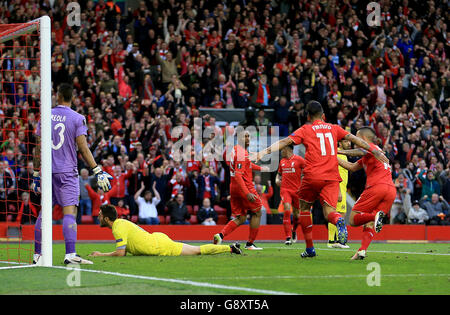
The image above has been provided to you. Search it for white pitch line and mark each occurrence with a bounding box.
[271,246,450,256]
[0,264,36,270]
[39,265,298,295]
[183,273,450,281]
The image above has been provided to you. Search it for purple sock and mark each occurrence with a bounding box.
[63,214,77,254]
[34,212,42,255]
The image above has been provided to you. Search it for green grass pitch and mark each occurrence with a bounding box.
[0,241,449,295]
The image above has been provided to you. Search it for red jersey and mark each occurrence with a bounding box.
[288,120,349,181]
[278,155,306,191]
[230,145,261,195]
[357,143,395,188]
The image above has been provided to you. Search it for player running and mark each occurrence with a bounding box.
[337,127,396,260]
[252,100,389,258]
[327,139,351,249]
[213,130,268,250]
[32,83,113,265]
[275,144,306,245]
[89,204,242,257]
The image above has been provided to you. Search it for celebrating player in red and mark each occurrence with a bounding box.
[213,130,268,250]
[252,100,389,258]
[276,144,306,245]
[337,127,396,260]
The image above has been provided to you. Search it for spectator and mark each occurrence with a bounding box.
[78,168,93,223]
[0,161,16,221]
[252,74,270,107]
[108,162,133,206]
[198,167,219,204]
[440,169,450,203]
[390,173,412,224]
[167,193,190,225]
[197,198,218,226]
[420,194,450,225]
[255,180,273,225]
[420,171,441,199]
[85,182,118,225]
[115,199,131,219]
[134,182,161,225]
[15,192,37,225]
[407,200,429,224]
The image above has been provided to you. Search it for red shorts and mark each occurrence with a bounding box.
[230,188,262,217]
[298,178,340,208]
[352,184,396,214]
[280,189,299,209]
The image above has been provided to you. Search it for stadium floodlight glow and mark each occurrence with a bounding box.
[0,16,52,266]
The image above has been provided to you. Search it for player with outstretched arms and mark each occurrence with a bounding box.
[252,100,389,258]
[337,127,396,260]
[275,144,306,245]
[213,130,269,250]
[32,83,113,265]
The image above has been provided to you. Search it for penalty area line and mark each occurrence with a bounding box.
[42,265,299,295]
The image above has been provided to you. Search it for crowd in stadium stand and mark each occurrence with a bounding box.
[0,0,449,226]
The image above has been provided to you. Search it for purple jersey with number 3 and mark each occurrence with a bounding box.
[37,105,88,173]
[36,105,88,207]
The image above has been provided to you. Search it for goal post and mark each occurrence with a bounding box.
[38,15,52,267]
[0,16,52,266]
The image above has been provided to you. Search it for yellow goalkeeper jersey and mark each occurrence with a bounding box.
[336,154,348,213]
[112,219,183,256]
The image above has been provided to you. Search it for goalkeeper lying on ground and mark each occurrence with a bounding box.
[89,204,242,257]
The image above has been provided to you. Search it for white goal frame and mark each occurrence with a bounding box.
[0,16,53,266]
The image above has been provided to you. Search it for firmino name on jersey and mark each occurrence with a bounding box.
[51,115,66,122]
[312,124,331,131]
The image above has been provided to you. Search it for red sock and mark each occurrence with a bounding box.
[283,211,291,238]
[292,216,300,232]
[353,212,376,226]
[327,212,342,225]
[299,211,314,248]
[359,226,375,251]
[221,220,238,238]
[248,227,259,244]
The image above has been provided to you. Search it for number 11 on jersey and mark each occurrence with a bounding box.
[316,132,335,156]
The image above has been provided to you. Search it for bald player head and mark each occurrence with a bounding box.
[356,127,377,143]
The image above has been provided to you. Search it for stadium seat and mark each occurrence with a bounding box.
[81,215,94,224]
[189,216,198,224]
[131,215,138,223]
[158,215,165,224]
[165,215,171,224]
[193,205,199,213]
[214,205,227,215]
[186,205,193,214]
[217,215,228,225]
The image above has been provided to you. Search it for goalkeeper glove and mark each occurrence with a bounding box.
[31,171,41,194]
[92,166,113,192]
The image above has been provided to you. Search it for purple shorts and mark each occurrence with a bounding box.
[52,172,80,207]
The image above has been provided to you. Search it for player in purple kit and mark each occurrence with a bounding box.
[32,83,113,265]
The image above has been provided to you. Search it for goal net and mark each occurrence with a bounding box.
[0,17,52,266]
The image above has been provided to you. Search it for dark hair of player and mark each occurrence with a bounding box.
[58,83,73,102]
[100,204,118,222]
[357,126,377,142]
[306,100,323,119]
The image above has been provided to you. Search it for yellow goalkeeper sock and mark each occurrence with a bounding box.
[328,222,337,242]
[200,244,230,255]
